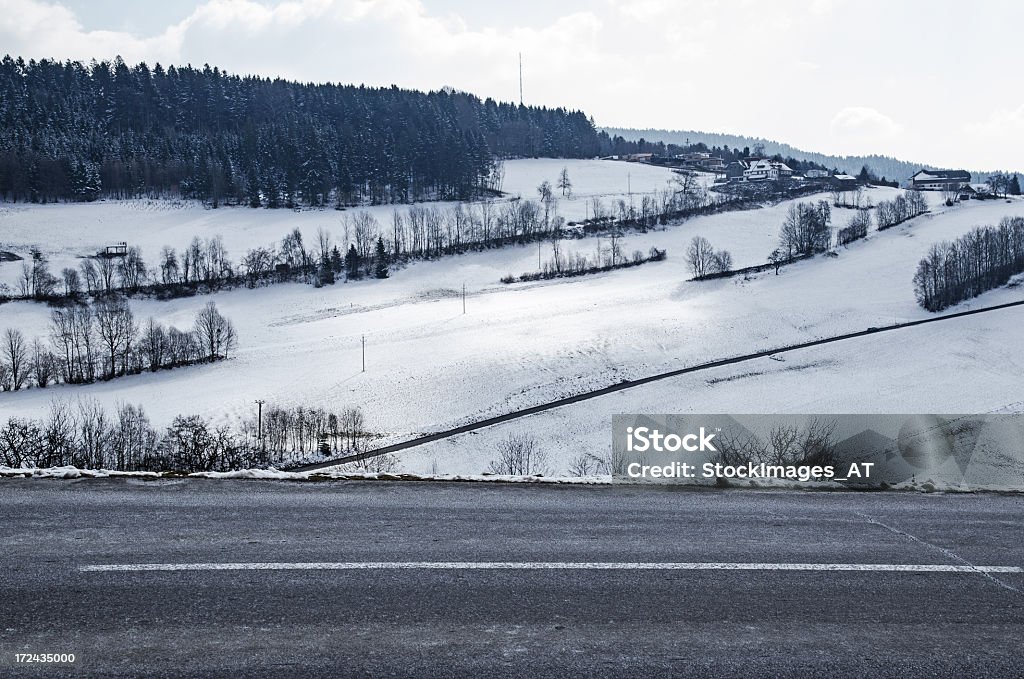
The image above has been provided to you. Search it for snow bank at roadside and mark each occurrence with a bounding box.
[0,465,609,484]
[0,465,160,479]
[190,468,611,483]
[4,465,1021,492]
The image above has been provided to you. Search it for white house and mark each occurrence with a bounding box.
[743,159,793,182]
[909,169,971,191]
[805,169,830,179]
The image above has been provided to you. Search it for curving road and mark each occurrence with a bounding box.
[292,297,1024,471]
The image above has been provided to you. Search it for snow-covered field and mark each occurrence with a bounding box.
[0,158,682,290]
[1,158,1022,477]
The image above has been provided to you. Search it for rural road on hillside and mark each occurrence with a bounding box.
[2,480,1023,678]
[294,297,1024,471]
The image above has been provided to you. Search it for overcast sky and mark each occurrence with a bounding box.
[2,0,1022,169]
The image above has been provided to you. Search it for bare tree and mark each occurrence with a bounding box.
[537,181,557,231]
[31,338,56,388]
[316,227,332,267]
[339,406,365,454]
[159,246,180,285]
[141,318,168,371]
[79,258,100,294]
[194,301,237,361]
[687,235,716,278]
[18,250,57,299]
[61,267,81,297]
[242,246,276,280]
[352,213,378,265]
[117,246,147,291]
[94,297,136,379]
[97,255,117,292]
[712,249,733,274]
[557,167,572,198]
[488,432,550,476]
[2,328,29,390]
[112,404,156,470]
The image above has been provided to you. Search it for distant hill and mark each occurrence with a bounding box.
[0,55,604,207]
[601,127,1004,185]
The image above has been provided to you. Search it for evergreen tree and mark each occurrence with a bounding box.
[329,245,343,273]
[1009,175,1022,196]
[344,245,362,280]
[374,236,389,279]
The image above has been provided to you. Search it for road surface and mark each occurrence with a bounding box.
[1,480,1023,677]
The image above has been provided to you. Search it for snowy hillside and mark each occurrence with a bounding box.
[0,158,681,290]
[1,158,1023,476]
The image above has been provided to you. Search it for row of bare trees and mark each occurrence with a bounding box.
[0,399,374,472]
[242,404,368,460]
[0,300,235,391]
[714,418,838,468]
[913,216,1024,311]
[0,400,261,472]
[876,190,927,230]
[836,210,872,246]
[4,175,735,306]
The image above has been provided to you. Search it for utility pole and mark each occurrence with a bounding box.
[255,399,265,441]
[361,335,366,373]
[462,282,466,314]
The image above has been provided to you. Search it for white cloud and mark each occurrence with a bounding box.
[0,0,183,63]
[0,0,1021,168]
[964,104,1024,140]
[830,107,904,141]
[186,0,335,33]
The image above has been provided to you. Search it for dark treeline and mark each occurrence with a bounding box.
[0,55,606,206]
[0,400,390,473]
[0,300,235,391]
[913,216,1024,311]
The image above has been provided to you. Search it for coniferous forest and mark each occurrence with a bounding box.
[0,55,606,207]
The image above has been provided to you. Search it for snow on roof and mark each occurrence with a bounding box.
[745,159,791,171]
[834,174,856,180]
[911,169,971,180]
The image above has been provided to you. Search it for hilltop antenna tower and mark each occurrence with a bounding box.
[519,52,523,105]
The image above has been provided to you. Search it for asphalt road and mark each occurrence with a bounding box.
[1,480,1023,678]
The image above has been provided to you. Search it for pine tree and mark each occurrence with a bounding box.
[329,245,343,273]
[374,236,389,279]
[345,245,362,280]
[1010,175,1022,196]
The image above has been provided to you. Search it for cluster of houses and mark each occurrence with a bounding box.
[613,152,990,199]
[720,157,856,190]
[613,151,857,188]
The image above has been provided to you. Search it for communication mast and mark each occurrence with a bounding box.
[519,53,523,105]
